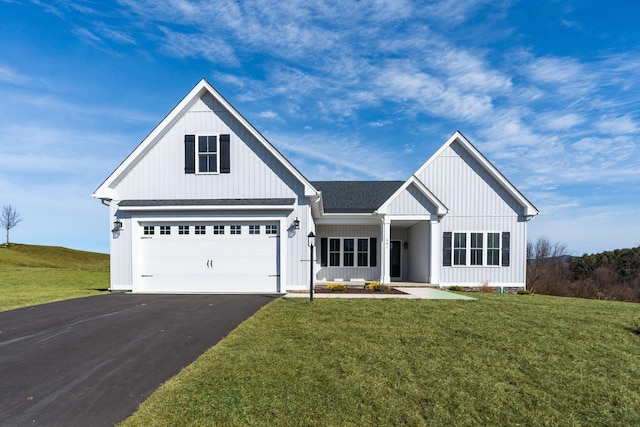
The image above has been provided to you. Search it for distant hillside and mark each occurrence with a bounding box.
[527,243,640,302]
[0,244,110,311]
[0,244,109,270]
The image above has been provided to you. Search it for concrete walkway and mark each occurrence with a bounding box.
[286,287,475,300]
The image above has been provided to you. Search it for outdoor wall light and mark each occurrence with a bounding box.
[113,219,123,232]
[293,217,300,229]
[404,241,408,249]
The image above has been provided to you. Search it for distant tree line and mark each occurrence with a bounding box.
[527,237,640,302]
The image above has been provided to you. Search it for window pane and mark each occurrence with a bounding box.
[357,239,368,267]
[471,232,483,265]
[208,136,217,152]
[454,233,466,266]
[487,233,500,265]
[344,239,354,252]
[344,239,354,266]
[199,155,208,172]
[329,238,340,266]
[198,136,207,152]
[329,253,340,266]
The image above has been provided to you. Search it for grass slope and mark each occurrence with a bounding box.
[123,294,640,426]
[0,244,109,311]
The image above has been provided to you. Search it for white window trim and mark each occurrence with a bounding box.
[451,231,502,268]
[196,134,220,175]
[327,237,371,268]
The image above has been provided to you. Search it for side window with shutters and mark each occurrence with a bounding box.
[184,134,231,175]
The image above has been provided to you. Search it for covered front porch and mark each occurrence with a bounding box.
[380,216,441,285]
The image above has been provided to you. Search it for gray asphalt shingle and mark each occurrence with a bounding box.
[311,181,404,213]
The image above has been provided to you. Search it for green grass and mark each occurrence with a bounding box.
[122,294,640,426]
[0,244,109,311]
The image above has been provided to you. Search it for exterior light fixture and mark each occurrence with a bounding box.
[293,217,300,229]
[307,231,315,301]
[113,219,123,232]
[404,241,408,249]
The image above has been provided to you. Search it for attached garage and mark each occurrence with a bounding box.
[133,221,280,293]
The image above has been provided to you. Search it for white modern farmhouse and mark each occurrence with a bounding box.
[93,78,539,294]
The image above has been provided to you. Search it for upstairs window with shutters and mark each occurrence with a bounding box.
[198,135,218,173]
[184,134,231,175]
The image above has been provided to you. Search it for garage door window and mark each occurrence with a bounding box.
[195,225,206,235]
[143,226,155,235]
[230,225,241,235]
[179,226,190,235]
[249,225,260,234]
[213,225,225,235]
[266,225,277,235]
[160,226,171,235]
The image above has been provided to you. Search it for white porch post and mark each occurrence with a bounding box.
[429,217,440,285]
[382,217,391,284]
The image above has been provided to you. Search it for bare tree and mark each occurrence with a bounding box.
[0,205,22,245]
[526,236,569,293]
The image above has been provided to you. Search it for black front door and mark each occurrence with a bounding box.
[390,240,401,278]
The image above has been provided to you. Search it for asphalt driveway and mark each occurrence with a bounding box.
[0,293,278,426]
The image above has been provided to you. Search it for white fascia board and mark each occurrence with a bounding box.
[377,175,448,216]
[415,131,540,218]
[382,214,433,222]
[118,204,295,212]
[130,214,286,222]
[314,213,381,225]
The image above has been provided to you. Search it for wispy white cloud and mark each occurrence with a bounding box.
[0,64,31,85]
[157,26,239,66]
[269,131,406,180]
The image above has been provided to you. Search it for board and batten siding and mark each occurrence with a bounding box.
[110,93,305,201]
[415,140,528,287]
[315,224,381,282]
[109,201,133,290]
[416,141,524,217]
[437,216,527,287]
[385,183,438,215]
[407,221,430,283]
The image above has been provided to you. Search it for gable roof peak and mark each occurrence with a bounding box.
[415,131,540,218]
[93,78,317,200]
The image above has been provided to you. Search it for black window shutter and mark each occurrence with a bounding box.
[320,238,328,267]
[184,135,196,174]
[501,232,511,267]
[220,134,231,174]
[443,232,452,266]
[370,237,377,267]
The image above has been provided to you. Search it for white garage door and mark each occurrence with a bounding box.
[135,222,279,293]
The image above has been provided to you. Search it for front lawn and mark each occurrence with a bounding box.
[122,294,640,426]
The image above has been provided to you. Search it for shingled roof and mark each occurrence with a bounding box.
[312,181,404,213]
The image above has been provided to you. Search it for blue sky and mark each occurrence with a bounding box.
[0,0,639,255]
